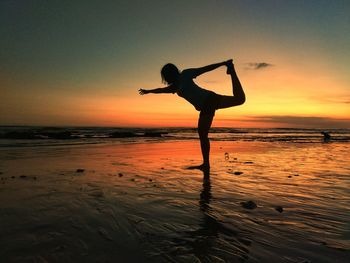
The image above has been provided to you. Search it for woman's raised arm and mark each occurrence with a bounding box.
[188,59,232,78]
[139,85,177,95]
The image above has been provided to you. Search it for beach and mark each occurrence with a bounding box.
[1,139,350,262]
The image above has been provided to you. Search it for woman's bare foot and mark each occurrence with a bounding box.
[226,59,234,75]
[187,163,210,172]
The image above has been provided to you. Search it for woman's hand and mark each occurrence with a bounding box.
[138,89,149,95]
[225,59,233,66]
[225,59,234,74]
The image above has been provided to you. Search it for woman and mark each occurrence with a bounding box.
[139,59,246,171]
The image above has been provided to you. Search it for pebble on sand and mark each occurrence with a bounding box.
[76,169,85,173]
[224,152,230,160]
[275,206,284,213]
[288,175,292,178]
[234,171,243,175]
[244,161,254,164]
[53,245,66,252]
[241,200,257,209]
[98,227,113,241]
[118,173,123,177]
[18,175,37,180]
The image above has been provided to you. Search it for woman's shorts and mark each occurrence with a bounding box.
[200,92,222,117]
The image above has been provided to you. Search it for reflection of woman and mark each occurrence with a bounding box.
[200,177,212,213]
[178,174,250,261]
[139,59,245,171]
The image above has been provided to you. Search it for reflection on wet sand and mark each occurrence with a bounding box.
[1,141,349,262]
[173,169,252,262]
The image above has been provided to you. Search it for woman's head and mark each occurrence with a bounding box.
[161,63,180,85]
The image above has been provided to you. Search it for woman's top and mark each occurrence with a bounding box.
[176,69,214,111]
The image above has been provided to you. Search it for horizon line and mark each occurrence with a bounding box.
[0,124,348,130]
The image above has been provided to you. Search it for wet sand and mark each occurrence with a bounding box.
[0,141,349,262]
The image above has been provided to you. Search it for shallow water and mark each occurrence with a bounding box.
[0,141,349,262]
[1,126,349,148]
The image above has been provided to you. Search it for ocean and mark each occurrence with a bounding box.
[0,126,349,148]
[1,126,350,262]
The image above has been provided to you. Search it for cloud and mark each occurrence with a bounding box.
[246,62,273,70]
[324,99,350,104]
[308,96,350,105]
[240,115,350,128]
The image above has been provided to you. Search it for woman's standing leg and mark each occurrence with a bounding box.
[198,112,215,170]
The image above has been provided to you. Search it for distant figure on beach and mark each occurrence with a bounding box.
[321,131,331,142]
[139,59,246,172]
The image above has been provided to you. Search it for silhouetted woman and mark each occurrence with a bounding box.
[139,59,245,171]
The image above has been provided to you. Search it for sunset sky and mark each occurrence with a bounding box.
[1,0,349,128]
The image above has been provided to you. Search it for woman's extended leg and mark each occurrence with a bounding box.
[217,62,246,109]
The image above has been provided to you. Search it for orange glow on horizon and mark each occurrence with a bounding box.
[1,52,349,128]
